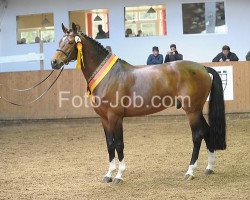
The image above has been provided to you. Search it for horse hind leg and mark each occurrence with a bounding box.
[203,120,216,176]
[184,111,206,180]
[204,150,215,176]
[192,114,216,176]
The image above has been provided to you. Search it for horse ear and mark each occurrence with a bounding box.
[72,22,78,34]
[62,23,68,34]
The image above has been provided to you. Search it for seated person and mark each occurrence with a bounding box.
[212,45,239,62]
[164,44,183,63]
[20,38,26,44]
[95,25,106,39]
[105,46,112,53]
[125,28,133,37]
[35,36,41,43]
[137,30,143,37]
[147,46,163,65]
[246,51,250,61]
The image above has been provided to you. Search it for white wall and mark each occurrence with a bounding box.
[0,0,249,72]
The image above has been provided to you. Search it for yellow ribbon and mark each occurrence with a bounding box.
[76,42,84,70]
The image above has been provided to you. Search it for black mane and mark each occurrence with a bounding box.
[81,33,109,55]
[80,33,129,64]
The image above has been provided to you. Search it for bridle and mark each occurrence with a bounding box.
[0,36,79,106]
[55,35,78,65]
[0,35,83,106]
[1,33,113,106]
[56,46,76,65]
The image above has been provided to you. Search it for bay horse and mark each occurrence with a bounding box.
[51,23,226,184]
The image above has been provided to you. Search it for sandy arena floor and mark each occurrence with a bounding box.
[0,115,249,200]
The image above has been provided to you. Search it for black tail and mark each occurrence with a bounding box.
[206,67,226,150]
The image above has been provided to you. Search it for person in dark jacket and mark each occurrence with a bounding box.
[246,51,250,61]
[105,46,112,53]
[164,44,183,63]
[95,25,107,39]
[147,46,163,65]
[212,45,239,62]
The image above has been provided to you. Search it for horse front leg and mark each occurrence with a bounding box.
[101,116,126,184]
[113,119,126,184]
[102,121,116,183]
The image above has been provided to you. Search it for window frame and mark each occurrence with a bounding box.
[181,0,228,36]
[124,5,167,38]
[68,8,110,40]
[16,13,55,45]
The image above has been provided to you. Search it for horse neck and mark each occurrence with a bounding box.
[80,38,109,82]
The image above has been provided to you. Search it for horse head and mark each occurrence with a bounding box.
[51,23,80,69]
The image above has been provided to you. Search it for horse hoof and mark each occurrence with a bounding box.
[103,176,112,183]
[113,178,123,185]
[204,169,214,176]
[184,174,194,180]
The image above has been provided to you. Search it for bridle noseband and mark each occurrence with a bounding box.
[56,47,76,65]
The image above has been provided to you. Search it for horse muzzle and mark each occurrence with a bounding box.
[51,59,64,69]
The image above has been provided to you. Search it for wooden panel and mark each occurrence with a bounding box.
[203,61,250,114]
[0,61,249,120]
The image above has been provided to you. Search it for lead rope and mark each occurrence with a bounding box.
[0,35,83,106]
[0,70,54,92]
[0,67,64,106]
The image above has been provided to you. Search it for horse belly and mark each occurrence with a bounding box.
[124,106,168,117]
[123,95,175,117]
[123,81,177,116]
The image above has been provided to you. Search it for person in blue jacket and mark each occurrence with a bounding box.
[147,46,163,65]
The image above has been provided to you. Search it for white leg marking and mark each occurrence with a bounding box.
[206,150,216,170]
[186,161,197,176]
[104,159,116,178]
[114,159,126,180]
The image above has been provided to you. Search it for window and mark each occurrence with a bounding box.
[124,5,166,37]
[69,9,109,39]
[182,1,227,34]
[17,13,55,44]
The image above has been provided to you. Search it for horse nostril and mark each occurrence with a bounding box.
[51,60,57,67]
